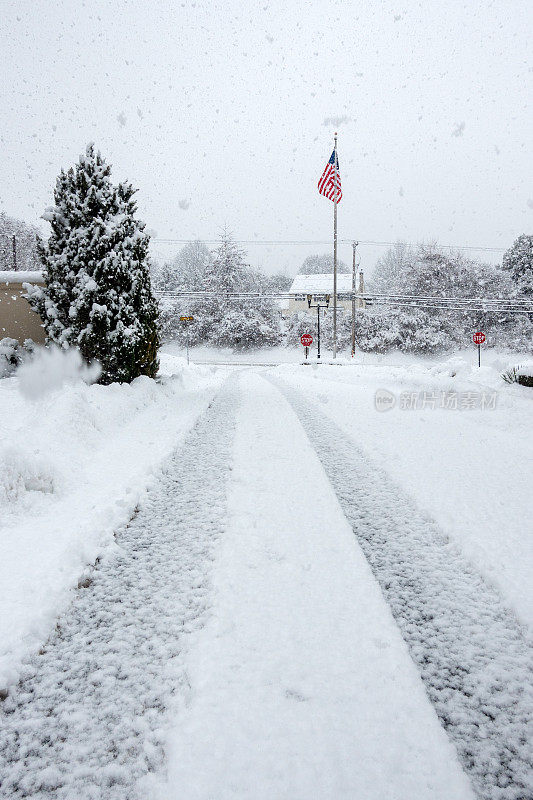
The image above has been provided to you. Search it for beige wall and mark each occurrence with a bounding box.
[0,281,46,344]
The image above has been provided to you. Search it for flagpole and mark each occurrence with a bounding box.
[333,131,338,359]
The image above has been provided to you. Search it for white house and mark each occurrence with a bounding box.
[287,273,365,316]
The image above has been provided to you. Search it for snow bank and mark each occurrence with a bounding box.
[0,352,226,689]
[517,361,533,377]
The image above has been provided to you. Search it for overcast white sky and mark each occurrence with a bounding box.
[1,0,531,275]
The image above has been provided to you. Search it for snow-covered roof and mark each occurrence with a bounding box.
[0,271,44,284]
[289,273,352,294]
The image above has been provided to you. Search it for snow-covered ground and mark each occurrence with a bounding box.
[272,349,533,630]
[153,372,474,800]
[0,351,226,689]
[1,345,532,799]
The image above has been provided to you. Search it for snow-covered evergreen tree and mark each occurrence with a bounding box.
[370,242,414,294]
[204,230,249,293]
[176,240,210,290]
[151,259,181,293]
[190,231,281,349]
[503,234,533,297]
[263,272,293,292]
[27,145,159,384]
[152,240,211,294]
[298,253,349,274]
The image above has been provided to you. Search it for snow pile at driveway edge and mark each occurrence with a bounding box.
[0,354,225,690]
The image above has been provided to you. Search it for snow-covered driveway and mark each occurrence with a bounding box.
[1,368,531,800]
[157,371,473,800]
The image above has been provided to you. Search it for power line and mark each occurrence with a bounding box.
[0,234,510,253]
[154,290,533,315]
[361,300,532,315]
[366,291,533,305]
[151,238,507,253]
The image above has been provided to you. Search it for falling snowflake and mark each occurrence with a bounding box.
[452,121,465,137]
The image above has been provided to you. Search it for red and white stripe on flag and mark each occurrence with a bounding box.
[318,150,342,202]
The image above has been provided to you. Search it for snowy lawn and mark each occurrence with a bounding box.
[0,352,226,690]
[271,348,533,630]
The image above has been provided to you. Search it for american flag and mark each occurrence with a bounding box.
[318,149,342,202]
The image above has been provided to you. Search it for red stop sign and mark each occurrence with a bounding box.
[473,331,486,345]
[301,334,313,347]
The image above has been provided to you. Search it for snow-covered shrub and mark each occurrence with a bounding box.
[503,234,533,298]
[501,363,533,387]
[0,338,20,377]
[285,307,454,354]
[0,338,35,378]
[367,242,533,353]
[350,307,453,353]
[517,365,533,386]
[284,311,318,347]
[26,144,160,384]
[208,303,282,350]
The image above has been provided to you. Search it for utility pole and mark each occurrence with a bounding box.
[351,241,358,357]
[12,235,17,271]
[333,132,338,359]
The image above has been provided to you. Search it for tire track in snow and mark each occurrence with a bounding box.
[0,377,238,800]
[271,377,533,800]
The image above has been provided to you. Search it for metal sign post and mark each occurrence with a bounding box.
[301,333,313,363]
[473,331,485,367]
[307,294,330,360]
